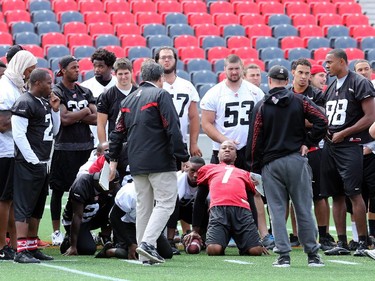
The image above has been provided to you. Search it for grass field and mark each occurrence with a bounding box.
[1,196,374,281]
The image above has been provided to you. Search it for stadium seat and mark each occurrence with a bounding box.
[188,13,212,26]
[182,1,207,14]
[280,36,304,50]
[240,14,265,26]
[286,48,312,60]
[179,46,205,61]
[360,37,375,52]
[67,34,93,49]
[291,14,316,27]
[221,25,245,38]
[212,59,224,73]
[176,69,190,81]
[35,21,60,35]
[36,58,49,69]
[82,69,94,81]
[41,32,66,49]
[366,49,375,62]
[116,23,141,36]
[136,12,162,26]
[306,37,330,50]
[104,0,130,13]
[260,83,269,93]
[310,2,336,15]
[79,0,104,13]
[174,35,199,48]
[5,10,31,25]
[164,12,187,26]
[132,57,147,74]
[313,47,332,61]
[201,35,226,50]
[259,47,284,61]
[272,24,298,39]
[14,32,40,45]
[127,46,152,61]
[63,22,87,35]
[254,36,278,50]
[298,25,323,38]
[231,47,258,59]
[102,45,125,58]
[23,45,44,58]
[259,2,284,16]
[85,11,110,25]
[285,2,310,15]
[59,11,84,24]
[267,58,291,71]
[95,34,120,48]
[343,14,369,27]
[331,36,357,49]
[186,58,212,73]
[169,24,194,38]
[72,45,96,59]
[121,34,146,49]
[318,14,343,28]
[268,14,291,26]
[110,12,135,25]
[345,48,364,61]
[142,24,167,37]
[147,34,172,49]
[0,32,12,45]
[226,36,250,49]
[88,22,113,37]
[233,2,259,15]
[350,25,375,39]
[207,47,231,62]
[213,13,239,27]
[325,25,349,39]
[191,70,217,87]
[78,57,93,72]
[157,0,182,14]
[2,0,25,13]
[0,45,11,57]
[53,0,78,15]
[11,22,34,35]
[198,83,214,99]
[131,0,156,13]
[50,57,61,72]
[246,24,272,39]
[31,10,56,23]
[0,22,8,33]
[46,45,70,61]
[209,1,233,14]
[336,2,362,15]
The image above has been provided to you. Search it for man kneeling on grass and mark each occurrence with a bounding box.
[183,141,267,256]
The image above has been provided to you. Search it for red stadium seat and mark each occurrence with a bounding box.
[157,1,182,14]
[182,1,207,14]
[336,2,362,15]
[343,14,369,27]
[67,34,93,49]
[231,47,257,59]
[79,0,104,13]
[243,58,265,71]
[258,2,284,16]
[280,36,304,50]
[174,35,199,48]
[22,45,44,58]
[84,11,110,24]
[291,14,316,27]
[131,0,157,13]
[110,12,135,25]
[310,2,336,15]
[78,57,93,72]
[132,57,148,74]
[0,32,15,45]
[209,1,234,14]
[345,48,364,61]
[63,22,87,35]
[298,25,323,38]
[313,47,332,61]
[350,25,375,39]
[226,36,250,49]
[240,14,266,26]
[136,12,163,26]
[213,13,239,27]
[317,14,343,28]
[194,24,220,38]
[115,23,141,36]
[188,13,212,26]
[88,22,113,36]
[5,10,31,25]
[245,24,272,39]
[285,2,310,16]
[233,1,259,15]
[53,0,78,15]
[120,34,146,49]
[0,22,9,33]
[42,32,66,49]
[104,0,130,13]
[2,0,26,13]
[178,46,205,61]
[102,45,125,58]
[207,47,231,62]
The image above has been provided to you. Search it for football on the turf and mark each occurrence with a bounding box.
[185,238,201,254]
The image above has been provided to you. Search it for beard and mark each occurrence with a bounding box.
[163,63,176,75]
[227,75,240,83]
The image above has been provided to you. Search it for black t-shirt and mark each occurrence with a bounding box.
[11,92,53,162]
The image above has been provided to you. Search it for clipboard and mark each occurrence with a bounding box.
[99,161,110,191]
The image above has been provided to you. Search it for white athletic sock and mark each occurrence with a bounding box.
[351,221,358,242]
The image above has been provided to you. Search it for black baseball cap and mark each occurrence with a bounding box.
[56,55,78,77]
[268,65,289,80]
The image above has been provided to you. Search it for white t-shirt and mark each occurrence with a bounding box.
[80,76,117,146]
[177,171,197,201]
[115,182,137,223]
[0,76,22,158]
[200,79,264,150]
[163,76,200,144]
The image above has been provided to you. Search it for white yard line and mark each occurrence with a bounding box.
[224,259,253,265]
[326,260,360,265]
[39,263,131,281]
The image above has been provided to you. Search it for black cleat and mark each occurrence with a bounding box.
[348,240,359,251]
[319,237,334,251]
[0,245,16,260]
[272,255,291,267]
[308,253,325,267]
[324,241,351,256]
[136,242,165,264]
[289,234,300,247]
[30,249,54,260]
[95,242,113,258]
[353,241,368,257]
[14,251,40,263]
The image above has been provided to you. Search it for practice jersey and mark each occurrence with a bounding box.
[53,82,95,151]
[163,77,200,144]
[11,92,54,162]
[177,172,197,201]
[80,76,117,98]
[325,70,375,144]
[197,163,255,210]
[115,181,136,223]
[200,80,264,150]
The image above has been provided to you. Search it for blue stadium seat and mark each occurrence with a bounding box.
[348,60,356,71]
[73,46,96,59]
[361,37,375,52]
[35,21,60,35]
[0,45,11,57]
[198,83,214,98]
[168,24,194,38]
[37,57,49,68]
[60,11,84,24]
[331,36,357,49]
[31,10,56,23]
[268,14,291,26]
[147,35,173,49]
[50,57,60,72]
[306,37,330,50]
[254,37,278,50]
[176,59,184,71]
[259,47,284,61]
[272,24,298,39]
[83,70,95,81]
[128,46,152,61]
[261,71,268,84]
[46,45,70,61]
[95,35,120,48]
[267,58,292,71]
[176,69,190,81]
[326,25,349,39]
[201,36,226,50]
[260,83,269,93]
[164,13,187,26]
[191,70,217,87]
[222,24,245,38]
[143,24,167,37]
[14,32,40,45]
[287,48,312,60]
[11,22,35,35]
[29,0,51,12]
[186,58,212,73]
[213,59,224,73]
[366,49,375,62]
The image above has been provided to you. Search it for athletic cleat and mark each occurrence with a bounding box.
[169,240,181,255]
[364,249,375,260]
[326,233,336,245]
[319,237,334,251]
[348,240,359,251]
[0,245,16,260]
[37,238,50,248]
[29,249,54,261]
[95,242,113,258]
[308,253,325,267]
[142,260,160,266]
[51,230,64,246]
[289,234,300,247]
[353,241,368,257]
[136,242,165,264]
[272,255,291,267]
[14,250,40,264]
[324,241,351,256]
[261,234,275,250]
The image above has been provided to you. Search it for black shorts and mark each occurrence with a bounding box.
[13,161,48,221]
[206,206,261,255]
[49,149,92,192]
[307,149,325,200]
[0,157,14,201]
[179,198,194,224]
[320,142,363,197]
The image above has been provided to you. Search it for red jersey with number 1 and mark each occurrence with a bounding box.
[197,163,255,210]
